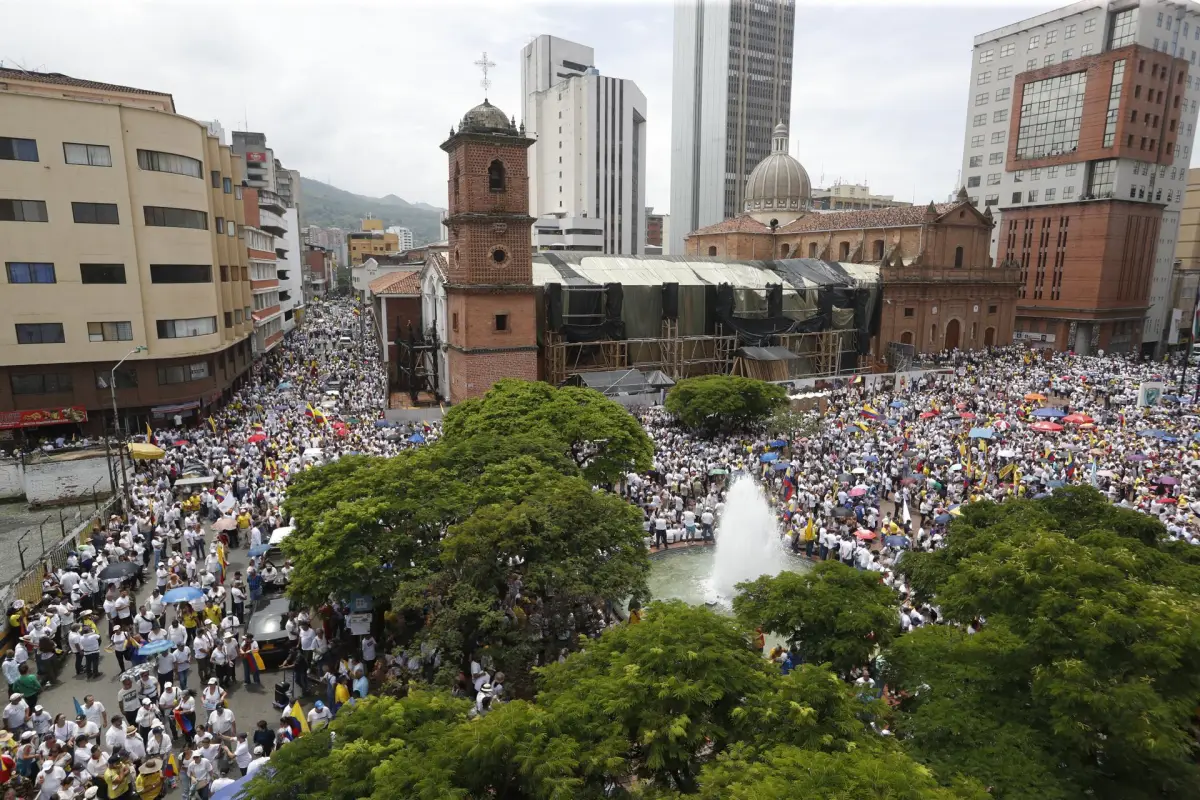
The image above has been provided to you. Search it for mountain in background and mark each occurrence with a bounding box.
[300,177,444,246]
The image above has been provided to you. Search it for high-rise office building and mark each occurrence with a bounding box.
[386,226,414,251]
[522,36,647,254]
[669,0,796,254]
[0,68,254,434]
[960,0,1200,355]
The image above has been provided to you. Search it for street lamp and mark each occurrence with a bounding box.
[110,345,147,506]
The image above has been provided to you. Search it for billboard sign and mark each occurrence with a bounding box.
[0,406,88,430]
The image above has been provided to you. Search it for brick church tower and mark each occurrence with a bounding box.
[440,99,538,403]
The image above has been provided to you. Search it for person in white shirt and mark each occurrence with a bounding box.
[306,701,332,730]
[4,694,29,734]
[186,752,215,795]
[124,727,146,761]
[209,704,236,737]
[145,723,172,758]
[28,705,52,737]
[246,746,271,777]
[232,732,252,775]
[35,759,66,800]
[104,718,126,753]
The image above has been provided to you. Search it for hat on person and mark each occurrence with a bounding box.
[33,705,43,713]
[313,700,324,709]
[126,724,138,735]
[42,761,55,772]
[84,788,99,799]
[141,698,152,706]
[163,682,172,690]
[208,677,218,685]
[8,693,20,702]
[21,731,35,741]
[108,754,122,765]
[139,758,162,775]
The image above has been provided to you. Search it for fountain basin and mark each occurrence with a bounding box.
[647,543,812,610]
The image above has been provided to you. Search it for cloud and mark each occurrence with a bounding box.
[2,0,1086,216]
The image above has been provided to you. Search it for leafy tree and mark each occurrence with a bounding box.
[891,487,1200,799]
[734,561,897,675]
[764,407,817,443]
[443,379,653,484]
[665,375,786,433]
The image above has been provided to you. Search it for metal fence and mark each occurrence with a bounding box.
[0,488,120,616]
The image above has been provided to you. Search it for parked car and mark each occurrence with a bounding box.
[247,595,294,668]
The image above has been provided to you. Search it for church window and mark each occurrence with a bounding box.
[954,246,964,267]
[808,242,818,258]
[838,241,850,260]
[488,159,506,192]
[873,239,884,259]
[707,246,717,256]
[492,248,508,264]
[780,243,791,257]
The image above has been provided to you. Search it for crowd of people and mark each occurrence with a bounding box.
[0,299,436,799]
[5,295,1200,797]
[628,346,1197,677]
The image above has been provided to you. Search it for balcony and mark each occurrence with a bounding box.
[259,208,286,236]
[258,189,286,213]
[879,265,1023,285]
[251,278,279,292]
[253,305,282,324]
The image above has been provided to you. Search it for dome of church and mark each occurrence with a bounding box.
[459,99,516,135]
[744,122,811,220]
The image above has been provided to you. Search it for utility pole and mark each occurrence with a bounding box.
[110,345,147,506]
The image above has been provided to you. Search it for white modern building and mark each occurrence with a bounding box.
[960,0,1200,354]
[521,34,595,145]
[279,207,304,332]
[669,0,796,254]
[522,36,647,254]
[386,226,414,251]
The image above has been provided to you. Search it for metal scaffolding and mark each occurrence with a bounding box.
[544,323,740,386]
[394,324,440,406]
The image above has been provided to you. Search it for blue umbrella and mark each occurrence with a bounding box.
[1047,480,1065,488]
[864,454,879,462]
[137,639,175,657]
[162,586,204,604]
[968,427,995,439]
[884,418,898,425]
[934,513,951,524]
[211,769,260,800]
[760,452,778,463]
[1161,394,1181,403]
[890,400,906,408]
[883,534,909,548]
[772,461,790,471]
[1032,407,1066,418]
[276,381,292,390]
[248,544,270,557]
[1160,435,1180,443]
[1032,492,1051,499]
[408,432,426,444]
[1138,429,1168,439]
[1192,432,1200,442]
[768,439,787,448]
[373,419,392,428]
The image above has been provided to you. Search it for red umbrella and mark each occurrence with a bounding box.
[920,411,939,419]
[247,433,267,443]
[959,412,977,421]
[1029,421,1063,433]
[172,440,188,447]
[335,426,349,437]
[855,529,876,540]
[955,402,967,410]
[1063,413,1093,425]
[849,486,868,497]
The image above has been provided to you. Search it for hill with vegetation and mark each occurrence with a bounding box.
[300,177,443,246]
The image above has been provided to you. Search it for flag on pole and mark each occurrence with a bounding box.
[208,416,217,433]
[252,650,266,672]
[73,697,84,718]
[145,422,155,444]
[902,500,911,525]
[173,708,193,735]
[163,753,181,779]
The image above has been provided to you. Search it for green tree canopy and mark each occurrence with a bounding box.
[442,379,653,484]
[734,561,897,676]
[890,487,1200,799]
[664,375,787,434]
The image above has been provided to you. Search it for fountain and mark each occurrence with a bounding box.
[646,474,809,609]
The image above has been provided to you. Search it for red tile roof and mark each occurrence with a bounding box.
[0,68,169,99]
[369,270,421,295]
[778,203,959,234]
[687,216,773,237]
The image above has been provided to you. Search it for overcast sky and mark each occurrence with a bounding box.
[4,0,1084,214]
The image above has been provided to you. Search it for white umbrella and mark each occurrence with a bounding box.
[852,467,867,475]
[949,463,964,471]
[269,526,294,546]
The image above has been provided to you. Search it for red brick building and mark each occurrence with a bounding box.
[440,100,539,402]
[369,270,422,383]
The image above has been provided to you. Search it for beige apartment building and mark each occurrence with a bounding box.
[348,218,400,266]
[0,69,254,437]
[1170,167,1200,347]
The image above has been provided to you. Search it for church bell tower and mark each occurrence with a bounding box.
[440,70,538,403]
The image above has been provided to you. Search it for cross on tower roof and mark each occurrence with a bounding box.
[474,51,496,97]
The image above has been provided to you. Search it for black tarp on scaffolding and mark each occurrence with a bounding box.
[565,368,651,396]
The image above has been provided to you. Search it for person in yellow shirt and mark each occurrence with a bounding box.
[334,678,351,712]
[181,608,199,637]
[203,601,223,628]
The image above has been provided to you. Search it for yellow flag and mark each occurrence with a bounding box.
[146,422,154,441]
[291,701,309,734]
[208,416,217,433]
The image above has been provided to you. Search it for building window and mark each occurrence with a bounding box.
[210,170,220,189]
[233,309,243,324]
[808,242,818,258]
[1028,189,1039,202]
[839,242,850,260]
[155,316,217,339]
[971,135,985,148]
[223,177,232,194]
[1014,170,1024,182]
[1015,70,1087,159]
[1045,188,1056,200]
[1109,7,1139,48]
[993,109,1008,123]
[1029,34,1040,50]
[95,368,137,390]
[973,113,987,127]
[224,312,233,329]
[1083,18,1095,34]
[987,173,1001,185]
[11,373,72,395]
[6,262,55,283]
[452,312,459,332]
[80,263,125,284]
[707,246,717,256]
[220,265,230,282]
[1046,29,1058,44]
[991,131,1006,144]
[488,159,506,192]
[903,307,915,317]
[87,321,133,342]
[1001,43,1015,57]
[157,362,210,385]
[143,206,207,229]
[494,314,509,332]
[873,239,884,259]
[1012,192,1023,203]
[989,152,1004,164]
[235,186,243,200]
[15,322,65,344]
[1065,23,1075,39]
[72,202,119,224]
[1081,44,1093,56]
[976,92,989,106]
[1063,185,1076,198]
[1102,60,1126,147]
[998,66,1012,79]
[0,199,49,222]
[149,264,212,283]
[985,194,999,206]
[1044,55,1055,67]
[967,176,981,187]
[1065,164,1077,176]
[979,48,994,63]
[969,155,983,167]
[977,71,992,85]
[996,87,1010,102]
[1062,49,1073,61]
[63,143,111,167]
[136,149,203,179]
[1086,158,1117,197]
[954,246,964,267]
[0,137,38,162]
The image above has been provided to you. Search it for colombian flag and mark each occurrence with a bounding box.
[289,701,309,735]
[163,753,180,779]
[173,709,193,735]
